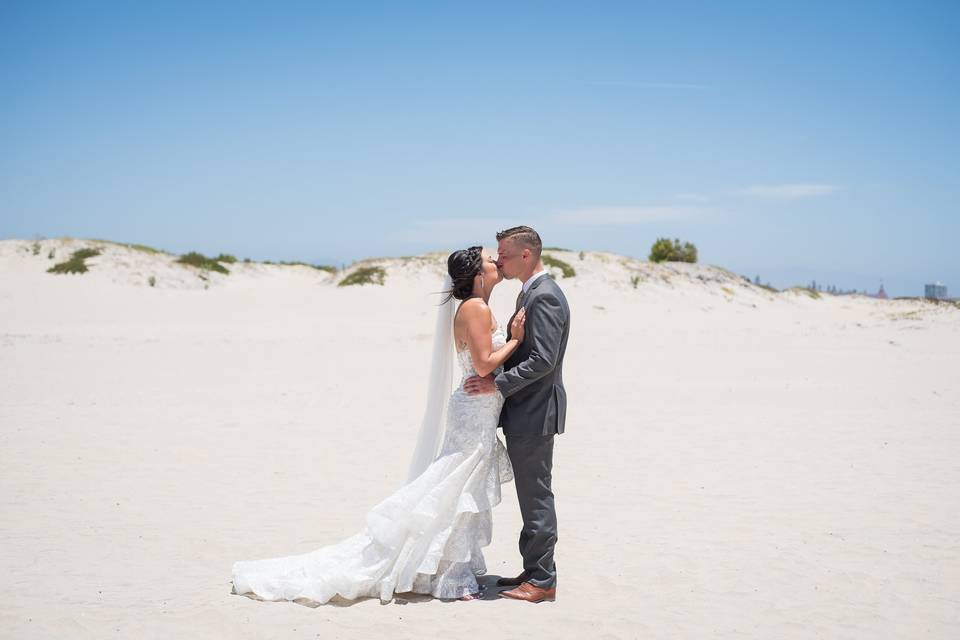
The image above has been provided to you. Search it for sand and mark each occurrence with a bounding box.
[1,238,958,639]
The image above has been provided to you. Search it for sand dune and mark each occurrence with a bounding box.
[1,237,958,639]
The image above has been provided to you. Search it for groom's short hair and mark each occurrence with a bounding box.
[496,226,542,259]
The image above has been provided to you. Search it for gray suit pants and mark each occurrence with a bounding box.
[505,434,557,589]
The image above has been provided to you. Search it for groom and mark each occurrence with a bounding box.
[464,225,570,604]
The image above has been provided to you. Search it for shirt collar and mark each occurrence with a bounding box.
[522,269,549,294]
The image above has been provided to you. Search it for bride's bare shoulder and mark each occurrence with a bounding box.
[456,298,492,323]
[457,297,490,312]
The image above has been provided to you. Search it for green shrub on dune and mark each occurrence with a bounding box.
[91,239,165,254]
[258,259,336,272]
[48,248,101,274]
[176,252,230,274]
[542,254,576,278]
[338,266,386,287]
[786,286,820,299]
[649,237,698,263]
[128,243,163,254]
[214,253,237,264]
[274,261,337,272]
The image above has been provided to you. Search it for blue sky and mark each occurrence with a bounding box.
[1,1,957,296]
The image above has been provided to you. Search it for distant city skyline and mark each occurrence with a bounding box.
[2,2,957,298]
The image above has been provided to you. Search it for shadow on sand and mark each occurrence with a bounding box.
[232,574,512,607]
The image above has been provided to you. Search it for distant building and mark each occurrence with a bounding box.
[876,284,888,300]
[925,282,948,300]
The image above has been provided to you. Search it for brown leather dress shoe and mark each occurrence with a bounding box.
[498,581,556,603]
[495,571,531,587]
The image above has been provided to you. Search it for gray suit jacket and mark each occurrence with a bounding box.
[495,274,571,436]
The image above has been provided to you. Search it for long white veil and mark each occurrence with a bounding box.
[407,274,457,482]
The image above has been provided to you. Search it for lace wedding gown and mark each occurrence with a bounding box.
[232,326,514,603]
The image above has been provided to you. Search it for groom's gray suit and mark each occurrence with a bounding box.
[495,273,570,590]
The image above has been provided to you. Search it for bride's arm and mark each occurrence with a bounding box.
[460,300,524,377]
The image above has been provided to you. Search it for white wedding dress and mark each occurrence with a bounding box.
[232,325,514,603]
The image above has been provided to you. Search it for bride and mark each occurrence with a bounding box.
[232,246,526,603]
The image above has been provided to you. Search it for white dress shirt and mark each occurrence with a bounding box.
[522,269,549,295]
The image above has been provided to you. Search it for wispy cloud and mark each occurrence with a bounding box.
[675,193,710,204]
[387,216,516,246]
[391,203,715,248]
[547,205,713,226]
[736,183,840,198]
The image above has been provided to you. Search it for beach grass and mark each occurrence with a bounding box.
[787,286,821,299]
[542,254,576,278]
[90,238,166,254]
[128,243,164,254]
[262,260,337,272]
[47,248,102,274]
[338,266,386,287]
[176,252,230,274]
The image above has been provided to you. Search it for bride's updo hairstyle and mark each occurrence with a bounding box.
[445,245,484,303]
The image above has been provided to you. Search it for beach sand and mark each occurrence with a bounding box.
[1,238,958,638]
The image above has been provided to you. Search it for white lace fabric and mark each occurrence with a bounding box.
[232,327,513,603]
